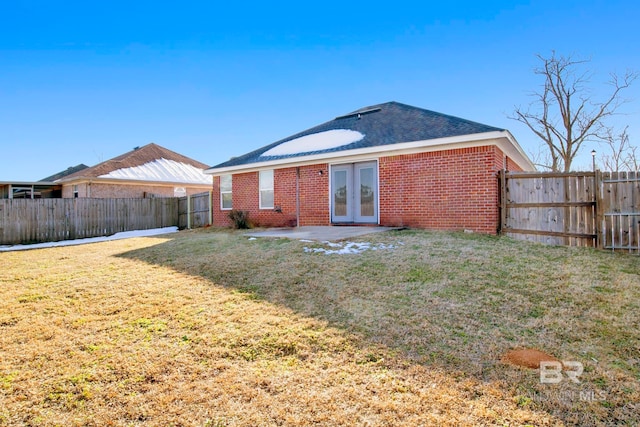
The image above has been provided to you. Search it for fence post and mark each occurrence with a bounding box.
[69,199,77,240]
[208,190,213,226]
[498,170,507,234]
[563,175,571,246]
[187,194,191,230]
[594,170,604,249]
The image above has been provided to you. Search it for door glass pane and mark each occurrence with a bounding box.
[334,170,348,216]
[360,168,374,216]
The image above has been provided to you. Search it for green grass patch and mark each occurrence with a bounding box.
[0,228,638,426]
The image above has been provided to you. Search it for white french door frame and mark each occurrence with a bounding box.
[329,160,379,224]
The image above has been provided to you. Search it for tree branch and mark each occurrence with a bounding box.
[510,52,637,172]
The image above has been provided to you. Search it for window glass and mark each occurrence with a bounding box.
[220,175,232,210]
[259,170,274,209]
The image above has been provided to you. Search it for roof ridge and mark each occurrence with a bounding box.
[209,101,504,170]
[57,143,209,181]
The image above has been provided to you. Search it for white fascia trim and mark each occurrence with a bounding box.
[206,130,535,175]
[59,177,213,188]
[499,130,537,171]
[0,181,58,185]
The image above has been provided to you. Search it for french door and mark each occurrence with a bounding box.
[331,161,378,224]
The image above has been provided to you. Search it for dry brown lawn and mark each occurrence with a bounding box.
[0,228,638,426]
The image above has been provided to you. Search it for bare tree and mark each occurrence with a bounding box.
[527,146,554,171]
[627,145,640,172]
[512,52,636,172]
[600,126,631,171]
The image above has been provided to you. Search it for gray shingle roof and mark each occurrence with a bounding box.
[39,164,89,182]
[211,101,502,169]
[59,143,210,181]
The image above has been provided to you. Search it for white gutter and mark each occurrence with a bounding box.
[206,130,535,175]
[55,177,213,187]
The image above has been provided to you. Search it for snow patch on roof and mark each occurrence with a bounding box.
[99,158,211,184]
[262,129,364,157]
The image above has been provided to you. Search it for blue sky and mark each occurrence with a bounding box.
[1,0,638,181]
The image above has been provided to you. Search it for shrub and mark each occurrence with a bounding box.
[228,210,251,229]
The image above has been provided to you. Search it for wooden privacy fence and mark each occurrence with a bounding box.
[177,191,212,229]
[499,171,640,253]
[0,198,179,245]
[601,172,640,252]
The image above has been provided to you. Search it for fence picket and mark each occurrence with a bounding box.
[501,170,640,253]
[0,193,211,246]
[177,192,211,229]
[0,198,181,245]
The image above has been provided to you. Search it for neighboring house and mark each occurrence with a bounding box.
[56,143,212,198]
[40,164,90,182]
[0,164,87,199]
[206,101,535,234]
[0,181,61,199]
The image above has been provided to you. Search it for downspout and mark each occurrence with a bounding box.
[296,167,300,228]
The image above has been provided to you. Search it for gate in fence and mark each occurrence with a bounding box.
[600,172,640,252]
[177,191,212,229]
[499,170,640,253]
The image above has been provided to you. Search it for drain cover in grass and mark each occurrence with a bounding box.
[502,348,560,369]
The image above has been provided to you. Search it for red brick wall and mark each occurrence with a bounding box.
[506,156,524,172]
[299,164,330,225]
[378,146,504,234]
[212,165,330,228]
[213,146,507,233]
[212,175,230,226]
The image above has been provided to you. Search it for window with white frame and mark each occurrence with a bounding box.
[259,170,274,209]
[220,175,232,210]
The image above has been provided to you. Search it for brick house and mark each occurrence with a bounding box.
[0,165,87,199]
[206,102,534,233]
[56,143,212,198]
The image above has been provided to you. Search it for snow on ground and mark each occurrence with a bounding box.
[261,129,364,156]
[0,227,178,252]
[99,158,211,184]
[303,241,401,255]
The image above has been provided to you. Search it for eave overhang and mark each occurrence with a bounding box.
[205,130,535,176]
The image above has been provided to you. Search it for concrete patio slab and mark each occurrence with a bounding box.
[244,226,400,242]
